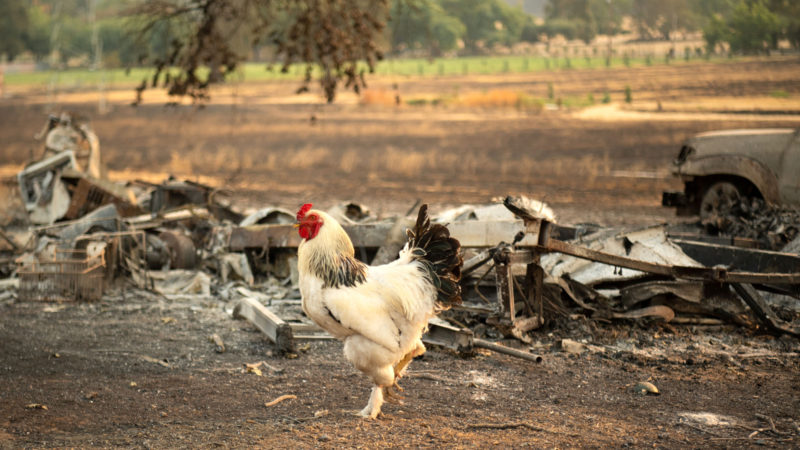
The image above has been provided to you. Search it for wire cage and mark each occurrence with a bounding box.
[17,248,106,302]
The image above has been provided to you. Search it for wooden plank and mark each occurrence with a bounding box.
[233,297,294,353]
[289,322,325,333]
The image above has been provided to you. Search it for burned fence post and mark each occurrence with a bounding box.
[494,247,515,321]
[491,246,545,337]
[525,254,544,321]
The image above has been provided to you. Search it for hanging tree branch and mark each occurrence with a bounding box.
[128,0,390,104]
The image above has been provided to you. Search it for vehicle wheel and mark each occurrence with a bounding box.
[158,231,197,269]
[699,182,741,221]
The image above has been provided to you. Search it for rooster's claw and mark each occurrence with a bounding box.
[383,386,405,404]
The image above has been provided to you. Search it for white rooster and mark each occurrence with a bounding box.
[295,203,462,418]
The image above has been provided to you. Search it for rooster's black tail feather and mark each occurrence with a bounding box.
[407,204,463,307]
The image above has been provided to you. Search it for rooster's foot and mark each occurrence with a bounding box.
[383,385,405,404]
[355,408,381,419]
[357,386,385,419]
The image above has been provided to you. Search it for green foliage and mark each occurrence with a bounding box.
[58,15,93,64]
[98,18,139,67]
[727,0,780,53]
[439,0,529,52]
[0,0,30,61]
[699,0,797,53]
[390,0,465,55]
[632,0,699,40]
[24,5,51,61]
[624,85,632,103]
[520,21,541,43]
[537,18,579,41]
[6,0,799,103]
[602,90,611,103]
[545,0,631,44]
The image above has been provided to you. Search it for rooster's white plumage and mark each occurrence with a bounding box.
[295,203,462,418]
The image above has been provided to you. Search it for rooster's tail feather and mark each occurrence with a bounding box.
[407,204,463,307]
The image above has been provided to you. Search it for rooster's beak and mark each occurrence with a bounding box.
[293,223,300,228]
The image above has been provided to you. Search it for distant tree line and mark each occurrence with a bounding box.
[3,0,798,66]
[539,0,799,53]
[1,0,797,101]
[0,0,142,67]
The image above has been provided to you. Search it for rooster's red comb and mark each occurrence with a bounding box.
[297,203,313,221]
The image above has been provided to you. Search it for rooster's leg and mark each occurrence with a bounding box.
[342,336,395,419]
[357,365,394,419]
[358,386,385,419]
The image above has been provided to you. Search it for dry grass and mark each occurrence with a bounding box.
[359,89,399,107]
[360,88,545,111]
[458,90,530,109]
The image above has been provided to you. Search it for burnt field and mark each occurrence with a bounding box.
[2,57,800,224]
[1,57,799,447]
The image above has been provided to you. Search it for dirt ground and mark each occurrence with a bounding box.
[1,57,800,448]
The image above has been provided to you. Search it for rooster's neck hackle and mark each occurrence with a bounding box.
[298,210,367,288]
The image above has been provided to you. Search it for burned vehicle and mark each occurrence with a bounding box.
[662,128,800,220]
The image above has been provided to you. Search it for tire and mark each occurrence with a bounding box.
[158,231,197,269]
[699,181,741,222]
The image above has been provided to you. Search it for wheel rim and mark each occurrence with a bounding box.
[699,182,740,221]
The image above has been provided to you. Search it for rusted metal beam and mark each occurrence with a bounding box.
[0,229,19,251]
[541,238,674,276]
[731,283,800,337]
[473,338,542,363]
[423,321,542,363]
[540,237,800,285]
[671,266,800,284]
[423,321,474,353]
[672,239,800,274]
[65,177,143,220]
[667,232,761,249]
